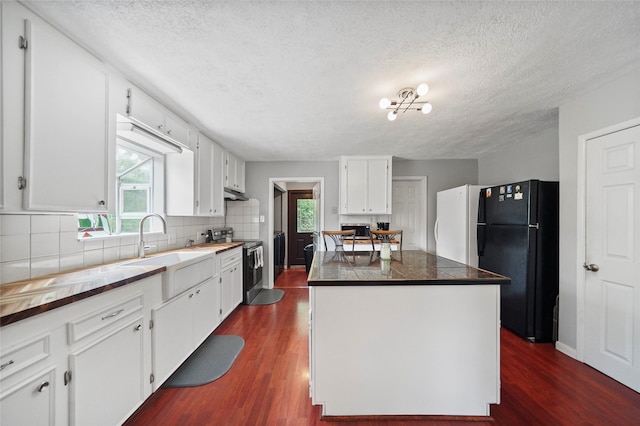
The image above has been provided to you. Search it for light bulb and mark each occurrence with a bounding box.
[421,102,432,114]
[387,111,398,121]
[379,98,391,109]
[416,83,429,96]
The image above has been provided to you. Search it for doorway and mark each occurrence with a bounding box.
[577,118,640,392]
[268,178,324,288]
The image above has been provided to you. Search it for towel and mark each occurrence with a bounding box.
[254,246,264,269]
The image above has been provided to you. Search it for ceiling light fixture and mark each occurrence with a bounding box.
[379,83,432,121]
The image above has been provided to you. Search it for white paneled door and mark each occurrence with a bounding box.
[391,178,425,250]
[584,124,640,392]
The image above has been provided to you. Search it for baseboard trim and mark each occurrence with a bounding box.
[320,414,493,422]
[555,341,577,359]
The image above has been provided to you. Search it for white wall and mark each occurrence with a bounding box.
[478,127,560,184]
[393,159,478,252]
[557,69,640,352]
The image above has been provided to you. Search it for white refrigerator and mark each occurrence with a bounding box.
[435,184,484,267]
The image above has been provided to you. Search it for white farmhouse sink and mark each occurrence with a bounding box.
[126,251,207,267]
[123,251,216,300]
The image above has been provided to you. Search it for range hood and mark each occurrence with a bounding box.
[224,188,249,201]
[117,120,183,154]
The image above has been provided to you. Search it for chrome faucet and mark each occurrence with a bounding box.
[138,213,167,258]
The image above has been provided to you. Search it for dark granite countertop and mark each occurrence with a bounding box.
[0,242,245,327]
[307,250,510,286]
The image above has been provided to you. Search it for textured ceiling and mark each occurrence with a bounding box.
[22,1,640,161]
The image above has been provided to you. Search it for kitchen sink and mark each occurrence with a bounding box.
[124,251,209,267]
[122,251,216,300]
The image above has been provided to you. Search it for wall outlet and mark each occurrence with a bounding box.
[332,206,338,214]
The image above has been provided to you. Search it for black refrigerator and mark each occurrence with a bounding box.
[477,180,559,342]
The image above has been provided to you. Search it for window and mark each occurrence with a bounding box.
[297,199,315,233]
[78,140,165,238]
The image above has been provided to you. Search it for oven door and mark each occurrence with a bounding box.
[245,247,263,289]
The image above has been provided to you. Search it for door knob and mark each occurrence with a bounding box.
[583,263,600,272]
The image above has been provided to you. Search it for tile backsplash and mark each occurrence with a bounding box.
[225,199,260,240]
[0,200,260,284]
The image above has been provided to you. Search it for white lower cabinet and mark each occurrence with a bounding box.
[69,316,145,426]
[0,367,56,426]
[219,248,243,321]
[0,275,161,426]
[151,277,220,390]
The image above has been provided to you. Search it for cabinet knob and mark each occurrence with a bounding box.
[134,324,142,332]
[38,382,50,392]
[158,124,164,130]
[196,289,201,294]
[98,200,106,206]
[167,129,172,135]
[189,293,194,298]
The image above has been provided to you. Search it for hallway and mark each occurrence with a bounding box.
[125,268,640,425]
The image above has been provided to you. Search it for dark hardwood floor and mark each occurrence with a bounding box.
[125,267,640,425]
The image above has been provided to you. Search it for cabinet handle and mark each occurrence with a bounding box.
[134,324,142,332]
[101,308,124,320]
[38,382,50,392]
[98,200,106,206]
[0,360,14,371]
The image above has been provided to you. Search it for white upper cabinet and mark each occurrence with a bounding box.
[224,151,245,193]
[126,87,190,149]
[165,148,195,216]
[340,156,392,215]
[195,133,224,217]
[22,17,109,212]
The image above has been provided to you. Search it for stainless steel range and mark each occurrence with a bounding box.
[210,228,263,304]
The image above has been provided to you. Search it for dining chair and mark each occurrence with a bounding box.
[322,230,356,251]
[370,230,403,251]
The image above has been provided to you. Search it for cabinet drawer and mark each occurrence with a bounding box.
[67,294,143,344]
[0,335,50,381]
[220,251,242,269]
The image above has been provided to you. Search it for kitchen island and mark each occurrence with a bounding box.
[307,250,509,418]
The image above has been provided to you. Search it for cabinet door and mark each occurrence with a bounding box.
[69,317,145,426]
[366,159,389,214]
[343,159,367,214]
[24,19,108,212]
[128,88,165,135]
[211,142,225,216]
[164,113,190,148]
[224,151,236,190]
[151,293,192,389]
[220,266,234,321]
[196,134,214,216]
[0,367,56,426]
[232,261,243,308]
[165,149,195,216]
[192,279,220,347]
[236,158,246,193]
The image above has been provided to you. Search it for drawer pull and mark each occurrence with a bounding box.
[38,381,50,392]
[134,324,142,332]
[101,309,124,320]
[0,359,15,371]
